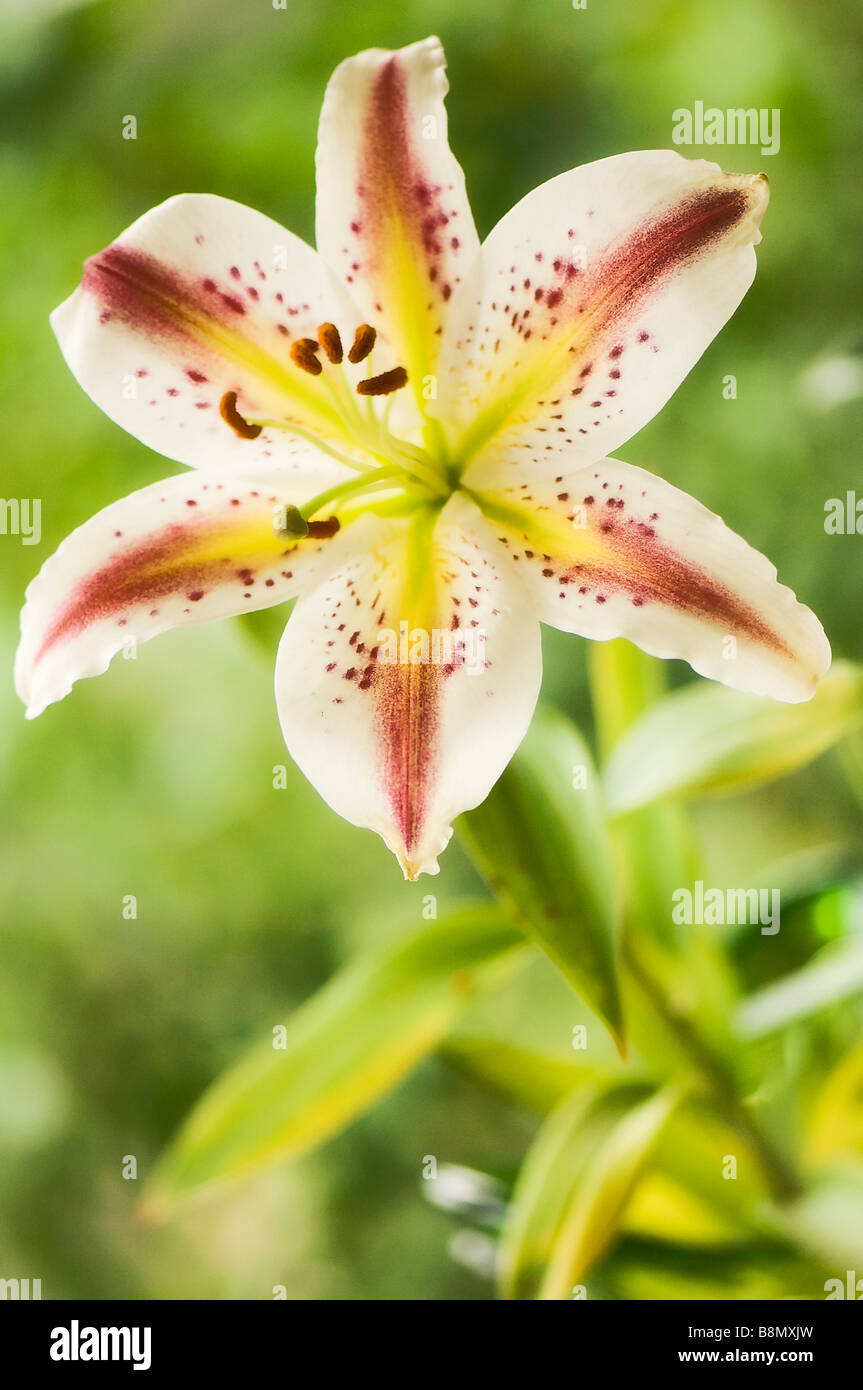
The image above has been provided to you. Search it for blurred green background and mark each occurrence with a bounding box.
[1,0,862,1299]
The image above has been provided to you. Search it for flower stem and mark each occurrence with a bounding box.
[587,639,801,1205]
[622,936,800,1204]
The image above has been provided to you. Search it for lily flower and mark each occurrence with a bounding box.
[16,37,830,878]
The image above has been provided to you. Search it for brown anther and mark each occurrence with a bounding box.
[290,338,323,375]
[356,366,409,397]
[219,390,262,439]
[347,324,377,364]
[306,515,341,539]
[317,322,343,364]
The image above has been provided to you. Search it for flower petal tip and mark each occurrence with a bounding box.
[390,825,453,880]
[397,852,440,882]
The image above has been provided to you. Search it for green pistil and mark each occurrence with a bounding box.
[301,465,405,520]
[275,464,440,540]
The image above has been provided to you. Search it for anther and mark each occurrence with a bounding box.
[290,338,323,375]
[307,516,341,539]
[317,323,343,365]
[356,366,409,397]
[347,324,377,364]
[219,390,262,440]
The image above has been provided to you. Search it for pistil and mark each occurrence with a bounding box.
[273,464,422,542]
[218,318,452,499]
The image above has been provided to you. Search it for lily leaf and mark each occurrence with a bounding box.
[806,1036,863,1165]
[622,1171,751,1247]
[497,1082,626,1299]
[588,639,695,947]
[458,706,623,1046]
[764,1165,863,1274]
[600,1236,824,1302]
[498,1081,679,1299]
[603,661,863,815]
[537,1085,682,1299]
[588,638,668,761]
[141,904,524,1220]
[736,931,863,1040]
[440,1035,611,1116]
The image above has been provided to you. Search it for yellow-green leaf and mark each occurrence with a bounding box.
[736,932,863,1040]
[765,1166,863,1273]
[806,1036,863,1165]
[622,1171,749,1247]
[498,1081,667,1299]
[603,661,863,815]
[497,1083,624,1299]
[537,1085,682,1299]
[440,1035,609,1116]
[141,904,524,1221]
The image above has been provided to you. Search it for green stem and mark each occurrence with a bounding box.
[587,637,800,1204]
[622,937,801,1203]
[587,638,668,761]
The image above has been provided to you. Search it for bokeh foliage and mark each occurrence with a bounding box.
[1,0,862,1299]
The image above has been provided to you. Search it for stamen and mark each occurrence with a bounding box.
[356,367,409,397]
[307,516,341,539]
[290,338,323,375]
[219,390,263,440]
[348,324,377,364]
[317,323,343,364]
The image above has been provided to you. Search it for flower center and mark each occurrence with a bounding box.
[217,319,453,538]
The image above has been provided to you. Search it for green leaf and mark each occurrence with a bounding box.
[736,932,863,1040]
[806,1036,863,1165]
[588,640,695,947]
[660,1094,768,1196]
[588,638,668,760]
[600,1236,823,1302]
[497,1083,627,1299]
[458,706,623,1046]
[497,1081,679,1299]
[537,1085,682,1299]
[603,661,863,815]
[440,1035,609,1115]
[141,904,524,1220]
[764,1165,863,1274]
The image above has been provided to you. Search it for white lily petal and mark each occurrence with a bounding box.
[464,457,830,703]
[17,457,356,718]
[275,494,541,878]
[315,36,480,417]
[52,193,366,471]
[441,151,767,475]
